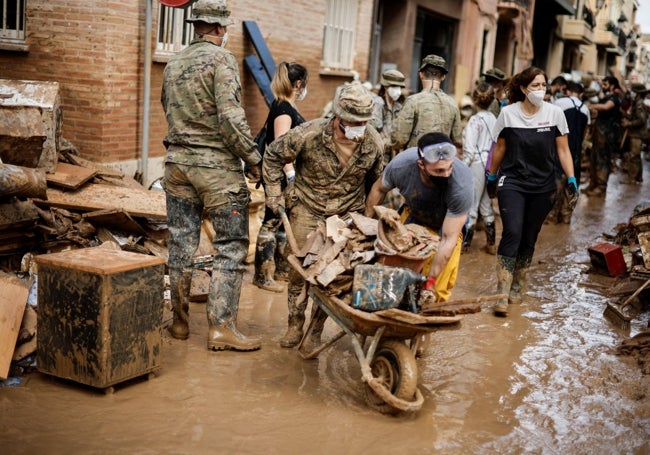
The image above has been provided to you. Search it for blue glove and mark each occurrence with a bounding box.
[565,176,578,210]
[486,173,498,199]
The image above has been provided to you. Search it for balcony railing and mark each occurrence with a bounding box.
[559,16,594,44]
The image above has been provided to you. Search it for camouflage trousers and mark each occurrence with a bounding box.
[164,163,250,326]
[625,137,643,182]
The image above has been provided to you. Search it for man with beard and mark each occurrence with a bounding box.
[364,132,473,302]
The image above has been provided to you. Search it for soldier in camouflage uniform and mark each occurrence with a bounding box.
[620,83,648,184]
[482,67,508,119]
[368,69,407,164]
[392,55,462,151]
[263,83,384,348]
[161,0,262,352]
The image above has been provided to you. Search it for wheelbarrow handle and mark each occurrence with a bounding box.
[278,206,301,256]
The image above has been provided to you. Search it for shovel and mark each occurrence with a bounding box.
[603,278,650,330]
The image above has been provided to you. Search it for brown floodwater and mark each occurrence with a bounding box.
[2,162,650,454]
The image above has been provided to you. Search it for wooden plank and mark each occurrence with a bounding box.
[0,199,39,231]
[374,308,462,325]
[244,54,274,107]
[82,208,147,235]
[35,184,166,221]
[46,162,97,190]
[242,21,277,80]
[0,272,31,380]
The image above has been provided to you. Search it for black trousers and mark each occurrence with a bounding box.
[497,188,555,258]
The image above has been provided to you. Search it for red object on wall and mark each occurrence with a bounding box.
[158,0,194,7]
[588,243,627,277]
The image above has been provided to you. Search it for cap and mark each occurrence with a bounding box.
[419,54,448,74]
[631,83,649,94]
[380,69,406,87]
[482,68,507,82]
[186,0,234,26]
[333,83,375,122]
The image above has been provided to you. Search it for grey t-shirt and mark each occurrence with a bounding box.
[381,148,473,231]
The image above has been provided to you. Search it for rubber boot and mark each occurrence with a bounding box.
[494,255,515,316]
[252,229,284,293]
[168,269,192,340]
[280,287,308,348]
[207,322,261,351]
[509,255,532,305]
[462,226,474,253]
[485,223,497,255]
[274,230,290,282]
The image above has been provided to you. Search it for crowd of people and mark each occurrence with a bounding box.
[160,0,649,352]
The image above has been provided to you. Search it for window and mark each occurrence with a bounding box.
[0,0,26,51]
[155,3,195,61]
[321,0,358,74]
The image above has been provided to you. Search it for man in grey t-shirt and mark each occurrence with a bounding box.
[365,132,473,302]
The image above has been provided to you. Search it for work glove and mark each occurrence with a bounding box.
[265,195,283,215]
[245,161,263,188]
[486,173,498,199]
[565,176,578,210]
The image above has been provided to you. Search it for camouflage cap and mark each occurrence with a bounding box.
[186,0,234,26]
[333,83,375,122]
[419,54,448,74]
[631,83,649,94]
[380,69,406,87]
[482,67,507,82]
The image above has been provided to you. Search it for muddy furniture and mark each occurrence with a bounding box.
[35,247,165,393]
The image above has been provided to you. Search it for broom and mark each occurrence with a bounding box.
[603,278,650,330]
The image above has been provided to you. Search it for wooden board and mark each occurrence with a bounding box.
[82,208,147,235]
[46,162,97,189]
[374,308,462,325]
[0,272,31,380]
[0,199,39,231]
[35,184,166,221]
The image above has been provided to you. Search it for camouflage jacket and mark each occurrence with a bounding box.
[263,117,384,216]
[625,97,648,138]
[161,38,261,173]
[391,88,462,150]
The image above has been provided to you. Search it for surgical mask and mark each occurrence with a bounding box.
[297,87,307,101]
[387,86,402,101]
[526,89,545,107]
[644,99,650,108]
[461,107,473,118]
[220,32,229,48]
[341,124,366,141]
[428,175,449,188]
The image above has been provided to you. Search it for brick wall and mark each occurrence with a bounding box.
[0,0,374,181]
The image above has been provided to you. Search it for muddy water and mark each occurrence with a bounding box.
[2,165,650,454]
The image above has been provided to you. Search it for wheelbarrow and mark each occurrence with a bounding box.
[299,285,461,414]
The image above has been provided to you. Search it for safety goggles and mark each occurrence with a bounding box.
[418,142,457,163]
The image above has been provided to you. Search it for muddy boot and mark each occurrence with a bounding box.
[494,255,515,316]
[485,222,497,255]
[252,229,284,293]
[509,255,532,305]
[207,322,261,351]
[462,226,474,253]
[280,289,308,348]
[273,230,290,282]
[168,269,192,340]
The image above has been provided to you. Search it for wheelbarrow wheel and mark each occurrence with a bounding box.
[364,339,418,414]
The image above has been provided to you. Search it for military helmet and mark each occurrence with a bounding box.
[186,0,234,26]
[482,67,507,82]
[419,54,448,74]
[333,83,375,122]
[380,69,406,87]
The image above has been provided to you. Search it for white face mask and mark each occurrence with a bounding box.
[297,87,307,101]
[526,89,546,107]
[343,125,366,141]
[461,107,473,118]
[387,86,402,101]
[220,32,229,48]
[644,99,650,108]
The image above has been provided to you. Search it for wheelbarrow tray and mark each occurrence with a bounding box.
[310,286,460,339]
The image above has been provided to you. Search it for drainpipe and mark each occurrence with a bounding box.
[140,0,153,186]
